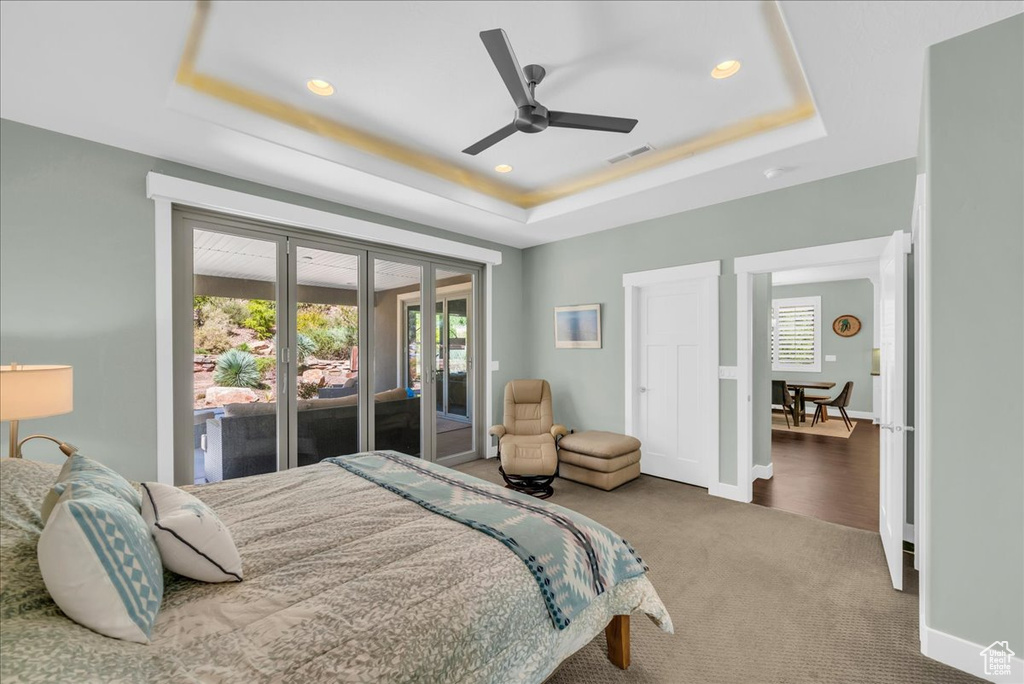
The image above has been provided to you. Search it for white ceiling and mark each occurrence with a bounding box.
[194,229,463,291]
[2,1,1021,249]
[195,1,799,190]
[772,261,878,287]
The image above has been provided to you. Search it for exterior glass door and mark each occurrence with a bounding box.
[432,267,474,460]
[372,255,425,457]
[176,209,484,482]
[291,242,364,466]
[190,225,286,485]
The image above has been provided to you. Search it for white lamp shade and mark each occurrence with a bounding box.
[0,365,74,421]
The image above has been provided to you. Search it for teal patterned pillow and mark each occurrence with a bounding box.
[37,484,163,643]
[40,454,141,524]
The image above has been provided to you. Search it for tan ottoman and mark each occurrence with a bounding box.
[558,431,641,491]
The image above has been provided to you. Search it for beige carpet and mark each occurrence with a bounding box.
[772,412,857,438]
[456,460,981,684]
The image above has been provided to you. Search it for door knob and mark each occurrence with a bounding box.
[638,386,647,393]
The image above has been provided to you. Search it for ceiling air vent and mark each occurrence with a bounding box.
[607,143,655,165]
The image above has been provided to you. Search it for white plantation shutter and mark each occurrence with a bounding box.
[771,296,821,372]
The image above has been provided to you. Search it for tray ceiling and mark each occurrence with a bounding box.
[2,1,1019,247]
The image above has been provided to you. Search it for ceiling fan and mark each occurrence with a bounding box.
[462,29,639,156]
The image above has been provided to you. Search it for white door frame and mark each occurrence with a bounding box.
[146,173,503,483]
[733,235,894,502]
[623,260,720,490]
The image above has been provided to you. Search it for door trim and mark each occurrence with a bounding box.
[623,261,720,488]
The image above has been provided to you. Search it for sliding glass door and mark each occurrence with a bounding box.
[432,266,475,459]
[291,241,364,468]
[174,210,483,485]
[370,255,425,457]
[188,223,287,485]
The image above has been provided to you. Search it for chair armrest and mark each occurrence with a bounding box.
[551,424,568,439]
[488,425,506,438]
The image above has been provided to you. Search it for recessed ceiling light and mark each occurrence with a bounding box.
[494,164,513,173]
[306,79,335,96]
[711,60,742,79]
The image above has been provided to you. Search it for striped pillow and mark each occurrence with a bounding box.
[37,485,163,643]
[40,454,141,524]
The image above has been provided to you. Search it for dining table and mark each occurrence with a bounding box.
[784,380,836,423]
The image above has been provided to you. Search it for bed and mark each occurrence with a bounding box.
[0,454,672,683]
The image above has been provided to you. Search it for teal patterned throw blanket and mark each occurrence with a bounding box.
[324,451,648,630]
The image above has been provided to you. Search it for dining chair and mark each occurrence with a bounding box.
[812,381,855,431]
[771,380,798,429]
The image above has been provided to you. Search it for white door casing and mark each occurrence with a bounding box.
[878,230,911,591]
[624,261,719,488]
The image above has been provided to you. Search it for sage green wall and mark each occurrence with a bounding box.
[771,279,875,414]
[0,119,525,481]
[522,159,916,486]
[925,15,1023,650]
[751,273,772,469]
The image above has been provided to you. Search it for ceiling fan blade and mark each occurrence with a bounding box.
[548,111,638,133]
[462,122,518,156]
[479,29,535,109]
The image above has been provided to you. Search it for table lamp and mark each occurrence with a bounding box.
[0,364,77,458]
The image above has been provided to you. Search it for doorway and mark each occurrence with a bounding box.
[734,232,912,591]
[755,267,880,531]
[174,209,484,486]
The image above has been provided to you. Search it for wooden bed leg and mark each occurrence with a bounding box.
[605,615,630,670]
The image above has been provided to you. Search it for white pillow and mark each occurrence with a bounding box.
[38,485,163,643]
[140,482,243,583]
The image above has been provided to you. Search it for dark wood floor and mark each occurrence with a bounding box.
[753,414,880,532]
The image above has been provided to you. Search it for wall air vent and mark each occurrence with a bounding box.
[607,143,655,165]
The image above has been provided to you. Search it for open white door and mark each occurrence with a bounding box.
[878,230,911,590]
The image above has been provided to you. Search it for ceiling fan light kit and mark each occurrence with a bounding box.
[463,28,639,156]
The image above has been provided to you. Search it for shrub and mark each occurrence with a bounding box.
[213,349,262,388]
[243,300,276,340]
[327,306,359,330]
[307,326,357,360]
[213,297,249,326]
[193,307,233,354]
[297,381,320,400]
[255,357,276,377]
[296,309,328,333]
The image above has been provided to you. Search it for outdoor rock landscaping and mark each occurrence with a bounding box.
[193,296,358,409]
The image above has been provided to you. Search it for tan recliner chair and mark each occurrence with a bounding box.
[489,379,568,499]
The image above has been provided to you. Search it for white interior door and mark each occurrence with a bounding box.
[878,230,910,590]
[636,279,711,486]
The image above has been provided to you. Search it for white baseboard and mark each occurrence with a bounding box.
[922,626,1023,682]
[904,523,915,544]
[771,404,876,422]
[752,463,773,480]
[709,482,750,503]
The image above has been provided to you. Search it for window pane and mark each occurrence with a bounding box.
[435,267,474,458]
[192,229,279,484]
[374,258,422,456]
[295,246,360,462]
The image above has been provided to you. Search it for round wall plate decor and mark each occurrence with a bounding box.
[832,315,861,337]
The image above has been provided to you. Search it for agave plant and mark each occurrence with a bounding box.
[213,348,262,388]
[296,332,316,363]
